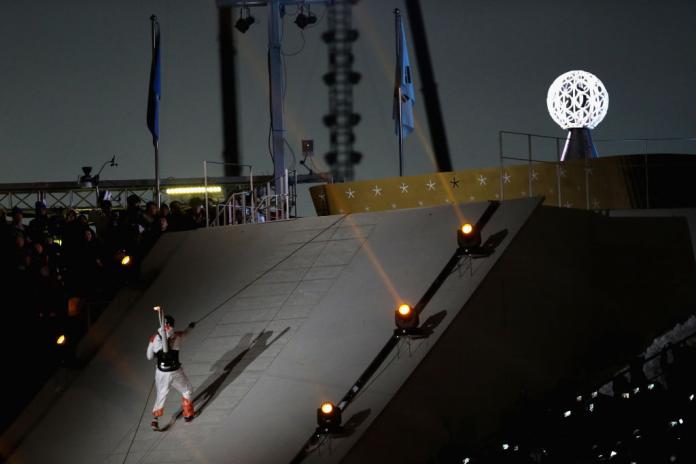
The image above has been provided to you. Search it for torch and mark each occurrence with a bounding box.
[153,306,169,353]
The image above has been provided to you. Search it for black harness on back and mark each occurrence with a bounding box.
[154,334,181,372]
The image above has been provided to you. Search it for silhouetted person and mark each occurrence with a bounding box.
[28,201,49,242]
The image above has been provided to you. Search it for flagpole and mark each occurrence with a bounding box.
[394,9,404,177]
[150,15,161,208]
[154,140,161,207]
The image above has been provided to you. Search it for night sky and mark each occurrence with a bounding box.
[2,0,696,210]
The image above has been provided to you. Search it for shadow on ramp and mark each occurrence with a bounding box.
[341,409,372,435]
[482,228,508,252]
[160,327,290,430]
[420,310,447,336]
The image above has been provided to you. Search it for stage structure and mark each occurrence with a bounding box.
[216,0,332,193]
[322,0,362,182]
[547,70,609,161]
[4,199,695,463]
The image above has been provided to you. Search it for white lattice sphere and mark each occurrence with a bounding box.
[547,70,609,130]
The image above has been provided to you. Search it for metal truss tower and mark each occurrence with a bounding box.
[322,0,362,182]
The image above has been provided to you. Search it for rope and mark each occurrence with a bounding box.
[195,214,347,325]
[121,380,155,464]
[125,213,348,463]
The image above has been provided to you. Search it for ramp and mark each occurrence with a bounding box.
[5,198,541,463]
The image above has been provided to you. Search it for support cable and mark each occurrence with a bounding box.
[120,381,155,464]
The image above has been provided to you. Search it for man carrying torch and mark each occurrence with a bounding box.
[147,306,196,430]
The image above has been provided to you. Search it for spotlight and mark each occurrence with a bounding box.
[457,223,482,255]
[79,166,96,188]
[394,304,422,336]
[316,401,342,434]
[294,7,317,29]
[55,333,73,365]
[116,249,133,267]
[235,7,255,33]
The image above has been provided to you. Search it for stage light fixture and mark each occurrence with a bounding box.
[235,7,255,33]
[457,223,482,254]
[294,7,317,29]
[115,249,133,268]
[56,334,67,345]
[394,303,421,336]
[316,401,342,434]
[79,166,96,188]
[165,186,222,195]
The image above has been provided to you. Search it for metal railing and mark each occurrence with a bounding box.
[206,168,298,227]
[498,130,696,209]
[0,176,255,212]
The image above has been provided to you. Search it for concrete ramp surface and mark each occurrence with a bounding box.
[6,199,542,463]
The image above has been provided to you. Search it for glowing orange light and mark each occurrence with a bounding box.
[56,335,66,345]
[397,304,412,317]
[321,402,334,415]
[121,255,131,266]
[461,224,473,235]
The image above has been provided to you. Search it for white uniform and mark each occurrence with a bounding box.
[146,327,195,418]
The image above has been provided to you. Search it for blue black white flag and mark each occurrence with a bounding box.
[147,16,161,145]
[393,14,415,138]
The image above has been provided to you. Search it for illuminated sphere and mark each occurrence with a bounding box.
[547,70,609,130]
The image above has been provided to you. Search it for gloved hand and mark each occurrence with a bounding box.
[188,322,196,329]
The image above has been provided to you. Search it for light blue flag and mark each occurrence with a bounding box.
[393,16,415,137]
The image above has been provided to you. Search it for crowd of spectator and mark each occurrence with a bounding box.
[0,195,207,334]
